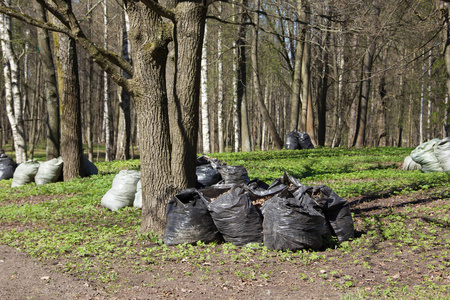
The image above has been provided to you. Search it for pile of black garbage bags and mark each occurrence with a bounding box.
[285,130,314,150]
[163,156,354,251]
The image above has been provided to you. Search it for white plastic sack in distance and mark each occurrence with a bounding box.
[410,139,443,173]
[134,180,142,209]
[11,160,41,187]
[101,170,141,211]
[35,156,63,185]
[402,156,422,171]
[434,137,450,171]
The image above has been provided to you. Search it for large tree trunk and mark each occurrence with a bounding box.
[170,2,206,190]
[126,2,173,234]
[51,0,82,181]
[0,0,27,163]
[33,1,60,160]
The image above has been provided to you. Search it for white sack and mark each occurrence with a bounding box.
[133,180,142,209]
[410,139,443,173]
[101,170,141,211]
[11,160,41,187]
[434,137,450,171]
[402,155,422,171]
[35,156,63,185]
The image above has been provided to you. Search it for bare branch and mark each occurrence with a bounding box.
[140,0,176,22]
[0,1,134,88]
[0,3,70,35]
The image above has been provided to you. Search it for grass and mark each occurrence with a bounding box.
[0,147,449,298]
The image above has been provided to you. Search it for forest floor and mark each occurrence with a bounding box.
[1,188,449,300]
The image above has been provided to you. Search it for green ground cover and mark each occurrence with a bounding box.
[0,147,449,299]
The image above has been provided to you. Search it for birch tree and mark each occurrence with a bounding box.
[0,0,27,163]
[200,20,210,153]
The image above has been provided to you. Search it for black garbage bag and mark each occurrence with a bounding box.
[208,186,263,246]
[285,130,314,150]
[298,132,314,149]
[262,188,325,251]
[285,130,301,150]
[218,165,250,185]
[196,164,222,187]
[80,154,98,177]
[243,172,303,209]
[163,188,223,246]
[311,186,354,242]
[0,153,16,180]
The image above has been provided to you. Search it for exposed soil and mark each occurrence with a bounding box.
[1,189,449,299]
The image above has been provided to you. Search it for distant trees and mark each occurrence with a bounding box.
[0,0,448,232]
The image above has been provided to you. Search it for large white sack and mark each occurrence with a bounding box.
[434,137,450,171]
[11,160,41,187]
[402,155,422,171]
[35,156,63,185]
[101,170,141,211]
[410,139,443,173]
[134,180,142,209]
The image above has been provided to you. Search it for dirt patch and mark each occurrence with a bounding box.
[0,244,107,300]
[0,189,449,299]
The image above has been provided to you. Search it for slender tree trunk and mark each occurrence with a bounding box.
[444,94,449,136]
[354,14,378,148]
[217,2,224,153]
[237,0,250,152]
[332,27,345,147]
[103,0,113,161]
[445,2,450,136]
[427,51,432,140]
[116,9,131,160]
[251,0,283,149]
[0,0,27,163]
[397,72,405,147]
[29,59,41,159]
[420,49,425,144]
[200,21,210,153]
[33,1,60,160]
[317,15,330,146]
[347,34,359,147]
[289,0,306,132]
